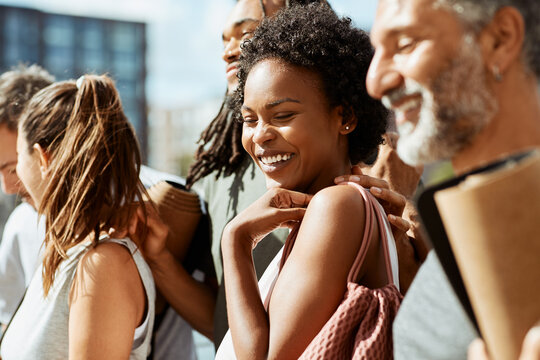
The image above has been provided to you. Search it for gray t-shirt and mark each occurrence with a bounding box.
[197,158,288,283]
[196,157,288,348]
[393,251,478,359]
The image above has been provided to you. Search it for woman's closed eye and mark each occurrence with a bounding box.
[273,112,296,122]
[241,114,258,125]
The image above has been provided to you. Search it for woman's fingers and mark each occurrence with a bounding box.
[279,207,307,223]
[269,188,312,209]
[285,190,313,208]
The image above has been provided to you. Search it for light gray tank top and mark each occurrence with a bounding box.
[0,236,155,360]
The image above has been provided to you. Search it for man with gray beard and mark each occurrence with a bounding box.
[367,0,540,358]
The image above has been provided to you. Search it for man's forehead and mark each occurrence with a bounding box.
[224,0,263,31]
[377,0,440,13]
[373,0,457,37]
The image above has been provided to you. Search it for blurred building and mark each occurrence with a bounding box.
[0,4,148,155]
[148,98,222,177]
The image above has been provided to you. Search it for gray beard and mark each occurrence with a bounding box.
[395,35,498,166]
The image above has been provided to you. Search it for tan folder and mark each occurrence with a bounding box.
[434,151,540,360]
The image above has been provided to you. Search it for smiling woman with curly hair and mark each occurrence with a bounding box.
[215,4,402,359]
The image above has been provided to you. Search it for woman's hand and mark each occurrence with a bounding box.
[224,188,312,250]
[108,202,170,263]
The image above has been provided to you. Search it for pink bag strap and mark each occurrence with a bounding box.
[279,183,396,286]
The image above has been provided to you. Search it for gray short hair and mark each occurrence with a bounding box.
[436,0,540,78]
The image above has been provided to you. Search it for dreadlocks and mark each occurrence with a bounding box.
[185,0,331,188]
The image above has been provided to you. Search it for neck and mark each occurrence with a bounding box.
[452,69,540,175]
[305,159,352,195]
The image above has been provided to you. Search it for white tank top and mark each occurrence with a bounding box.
[0,236,155,360]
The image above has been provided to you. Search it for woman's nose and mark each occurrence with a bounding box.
[252,121,276,145]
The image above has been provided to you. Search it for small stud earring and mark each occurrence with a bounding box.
[345,125,350,131]
[492,65,503,82]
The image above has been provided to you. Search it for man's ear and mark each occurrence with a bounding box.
[335,106,357,135]
[33,143,50,179]
[478,6,525,77]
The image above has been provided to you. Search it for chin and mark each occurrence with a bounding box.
[265,176,297,191]
[265,177,282,190]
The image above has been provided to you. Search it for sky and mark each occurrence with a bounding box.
[0,0,379,108]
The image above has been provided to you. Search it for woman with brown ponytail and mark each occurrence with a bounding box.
[0,75,155,359]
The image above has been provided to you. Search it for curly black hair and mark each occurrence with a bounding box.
[233,4,388,164]
[186,0,331,189]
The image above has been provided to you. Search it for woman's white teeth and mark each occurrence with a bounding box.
[261,153,292,165]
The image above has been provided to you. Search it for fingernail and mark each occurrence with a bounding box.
[389,214,396,221]
[350,175,361,182]
[335,176,344,183]
[371,186,382,194]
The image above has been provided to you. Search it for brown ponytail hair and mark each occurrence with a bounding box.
[19,74,146,296]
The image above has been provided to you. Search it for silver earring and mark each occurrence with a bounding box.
[493,65,503,82]
[345,125,350,131]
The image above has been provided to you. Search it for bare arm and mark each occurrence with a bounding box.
[129,206,216,339]
[146,249,216,339]
[68,242,146,360]
[222,186,374,359]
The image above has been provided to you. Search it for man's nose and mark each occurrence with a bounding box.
[367,51,404,100]
[222,38,241,63]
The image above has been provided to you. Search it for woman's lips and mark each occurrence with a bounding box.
[257,153,295,173]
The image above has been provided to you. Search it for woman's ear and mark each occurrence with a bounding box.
[33,143,50,179]
[334,106,357,135]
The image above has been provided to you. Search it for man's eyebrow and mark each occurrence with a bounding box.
[222,18,260,40]
[0,160,17,171]
[234,18,259,27]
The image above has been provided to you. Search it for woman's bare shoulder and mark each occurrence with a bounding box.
[72,241,141,301]
[306,184,365,220]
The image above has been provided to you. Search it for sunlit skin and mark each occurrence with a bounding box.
[367,0,467,129]
[14,110,148,360]
[241,59,351,194]
[222,58,392,359]
[367,0,540,174]
[222,0,284,94]
[15,130,46,207]
[0,125,22,195]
